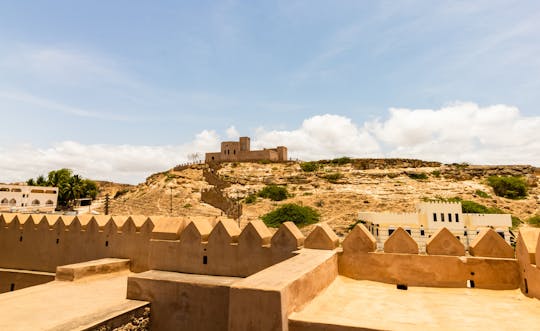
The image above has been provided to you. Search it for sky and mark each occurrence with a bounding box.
[0,1,539,184]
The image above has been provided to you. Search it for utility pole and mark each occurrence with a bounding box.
[104,194,109,215]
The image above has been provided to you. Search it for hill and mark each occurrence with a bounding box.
[95,159,539,235]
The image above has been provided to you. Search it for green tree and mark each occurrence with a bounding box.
[261,203,320,228]
[487,176,528,199]
[257,185,289,201]
[27,168,99,209]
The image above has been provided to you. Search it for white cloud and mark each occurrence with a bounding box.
[0,130,220,184]
[225,125,239,139]
[252,114,381,160]
[0,102,538,185]
[367,102,540,165]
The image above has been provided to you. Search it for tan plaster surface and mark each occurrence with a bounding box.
[0,270,147,331]
[289,275,540,331]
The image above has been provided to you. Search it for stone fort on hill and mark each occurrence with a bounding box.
[0,209,539,330]
[205,136,287,163]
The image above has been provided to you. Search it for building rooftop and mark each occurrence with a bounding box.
[0,270,147,331]
[289,276,540,331]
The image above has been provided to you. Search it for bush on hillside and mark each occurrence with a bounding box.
[244,194,257,204]
[257,185,289,201]
[475,189,491,198]
[407,172,428,180]
[261,203,320,228]
[528,215,540,227]
[300,162,319,172]
[487,176,528,199]
[330,157,352,165]
[324,172,344,183]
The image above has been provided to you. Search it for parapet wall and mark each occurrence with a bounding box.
[149,220,304,277]
[0,213,153,274]
[0,213,304,279]
[0,212,534,295]
[337,225,520,290]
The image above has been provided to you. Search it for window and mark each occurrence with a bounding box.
[45,200,54,206]
[0,198,8,205]
[441,213,445,222]
[497,231,505,239]
[455,213,459,222]
[31,199,40,206]
[433,213,437,222]
[448,213,452,222]
[405,229,411,235]
[9,199,16,206]
[420,229,425,236]
[388,229,395,236]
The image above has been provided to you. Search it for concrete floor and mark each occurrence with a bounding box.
[0,270,147,331]
[289,276,540,331]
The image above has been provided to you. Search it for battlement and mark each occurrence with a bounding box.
[0,212,535,300]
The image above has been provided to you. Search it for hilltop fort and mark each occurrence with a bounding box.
[205,136,287,163]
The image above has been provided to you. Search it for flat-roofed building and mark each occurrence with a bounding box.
[360,201,512,251]
[0,184,58,212]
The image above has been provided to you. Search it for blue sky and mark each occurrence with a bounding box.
[0,1,539,183]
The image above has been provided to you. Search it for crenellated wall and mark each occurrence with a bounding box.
[0,213,304,287]
[337,224,520,290]
[1,210,537,300]
[149,219,303,277]
[0,213,153,275]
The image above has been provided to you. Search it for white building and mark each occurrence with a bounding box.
[359,201,512,252]
[0,184,58,213]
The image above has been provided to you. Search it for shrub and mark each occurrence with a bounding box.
[324,172,343,183]
[487,176,528,199]
[258,159,271,164]
[460,200,503,214]
[183,203,192,209]
[475,189,491,198]
[300,162,319,172]
[528,215,540,227]
[407,172,428,180]
[114,189,129,199]
[431,170,441,178]
[244,194,257,204]
[261,203,320,228]
[512,216,522,228]
[257,185,289,201]
[330,157,352,165]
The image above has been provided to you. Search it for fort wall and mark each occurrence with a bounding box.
[205,137,287,163]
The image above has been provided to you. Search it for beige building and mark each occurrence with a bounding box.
[205,136,287,163]
[0,184,58,212]
[360,201,512,251]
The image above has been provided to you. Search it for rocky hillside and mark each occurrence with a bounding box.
[96,159,539,235]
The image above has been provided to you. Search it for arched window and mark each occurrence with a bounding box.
[45,200,54,206]
[1,198,8,205]
[9,199,16,206]
[32,199,40,206]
